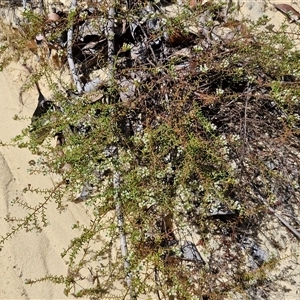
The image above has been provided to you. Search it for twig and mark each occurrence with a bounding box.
[282,213,300,227]
[154,266,162,300]
[67,0,83,94]
[107,3,134,298]
[243,87,250,152]
[107,6,115,84]
[269,207,300,240]
[38,0,43,14]
[254,186,300,240]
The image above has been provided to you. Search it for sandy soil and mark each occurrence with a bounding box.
[0,62,93,299]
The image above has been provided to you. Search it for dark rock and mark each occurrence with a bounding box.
[181,241,205,264]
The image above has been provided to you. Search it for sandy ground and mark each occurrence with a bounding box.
[0,1,300,300]
[0,63,94,299]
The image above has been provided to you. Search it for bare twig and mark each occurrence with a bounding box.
[242,87,250,153]
[107,3,134,298]
[38,0,43,15]
[67,0,83,94]
[270,207,300,240]
[107,6,115,84]
[255,187,300,240]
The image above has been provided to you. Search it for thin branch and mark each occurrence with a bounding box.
[107,3,134,298]
[39,0,43,15]
[242,86,250,153]
[270,208,300,240]
[114,166,133,294]
[255,187,300,240]
[67,0,83,94]
[107,6,115,84]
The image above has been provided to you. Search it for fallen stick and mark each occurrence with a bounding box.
[67,0,83,94]
[268,207,300,240]
[254,187,300,240]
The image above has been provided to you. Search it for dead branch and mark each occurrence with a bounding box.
[67,0,83,94]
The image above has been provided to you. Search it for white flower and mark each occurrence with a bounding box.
[294,113,300,120]
[216,88,224,95]
[193,45,203,52]
[291,96,299,104]
[221,59,229,68]
[200,64,209,73]
[210,123,217,130]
